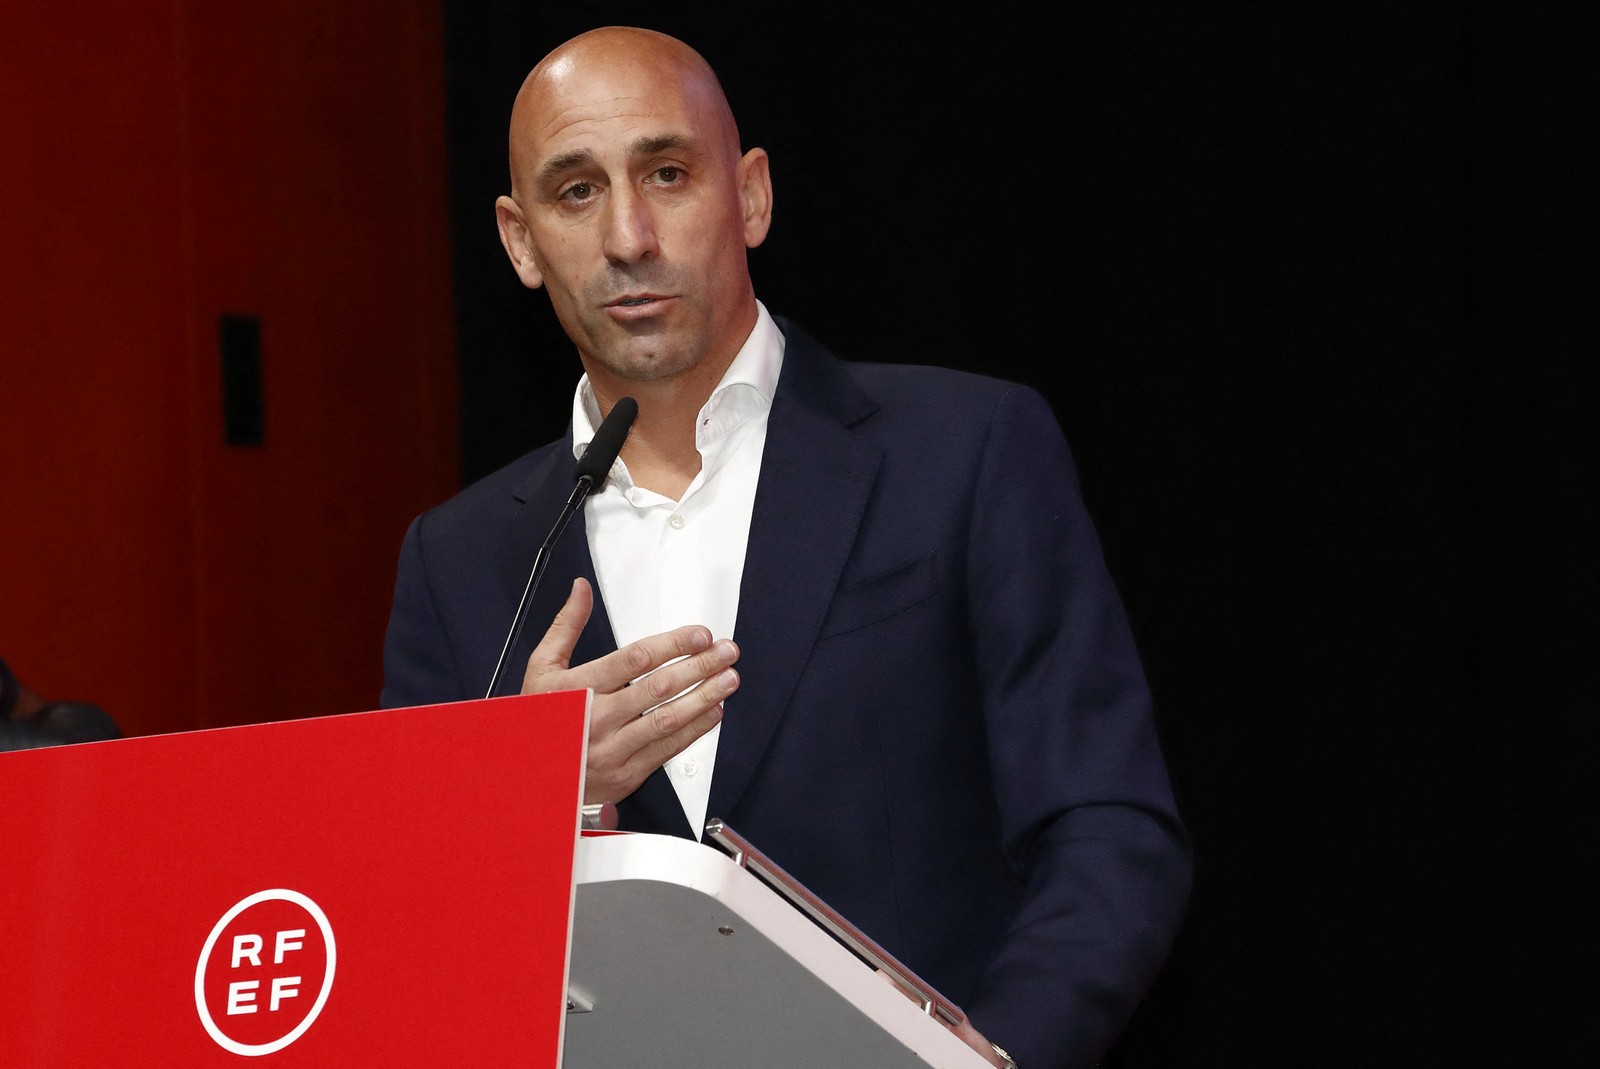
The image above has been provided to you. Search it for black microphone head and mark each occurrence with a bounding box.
[574,396,638,488]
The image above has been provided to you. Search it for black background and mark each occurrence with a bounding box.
[440,5,1592,1064]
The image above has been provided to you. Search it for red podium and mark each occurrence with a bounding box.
[1,694,988,1067]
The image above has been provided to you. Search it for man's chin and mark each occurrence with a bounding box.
[588,346,701,385]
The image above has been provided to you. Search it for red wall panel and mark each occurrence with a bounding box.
[1,1,458,737]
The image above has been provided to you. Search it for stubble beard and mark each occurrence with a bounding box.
[580,265,708,384]
[587,331,705,384]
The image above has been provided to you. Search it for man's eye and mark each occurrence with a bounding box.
[562,182,596,202]
[653,166,683,184]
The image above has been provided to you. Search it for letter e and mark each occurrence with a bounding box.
[227,980,260,1015]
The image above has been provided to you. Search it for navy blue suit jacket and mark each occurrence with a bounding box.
[381,318,1191,1068]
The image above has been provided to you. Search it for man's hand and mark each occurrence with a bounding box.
[521,578,739,805]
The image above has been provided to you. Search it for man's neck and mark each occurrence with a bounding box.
[582,299,764,500]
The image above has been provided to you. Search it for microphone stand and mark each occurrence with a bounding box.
[483,477,597,700]
[483,397,638,699]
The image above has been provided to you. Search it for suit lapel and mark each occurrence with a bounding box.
[504,442,615,682]
[707,325,882,823]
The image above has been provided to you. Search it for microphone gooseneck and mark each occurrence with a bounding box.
[483,397,639,699]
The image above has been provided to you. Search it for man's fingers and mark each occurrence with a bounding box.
[636,666,739,737]
[633,638,740,704]
[613,626,721,691]
[521,578,593,692]
[622,691,729,780]
[571,626,727,709]
[517,595,741,805]
[584,668,737,803]
[587,636,737,733]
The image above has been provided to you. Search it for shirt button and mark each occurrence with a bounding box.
[681,758,699,776]
[668,513,686,529]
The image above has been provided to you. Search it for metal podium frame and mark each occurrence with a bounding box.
[564,827,991,1069]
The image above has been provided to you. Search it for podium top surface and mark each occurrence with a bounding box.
[567,831,990,1069]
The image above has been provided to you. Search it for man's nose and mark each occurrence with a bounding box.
[602,187,660,263]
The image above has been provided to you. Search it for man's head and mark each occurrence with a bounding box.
[494,27,772,398]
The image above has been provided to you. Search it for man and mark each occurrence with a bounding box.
[0,654,122,751]
[382,26,1190,1068]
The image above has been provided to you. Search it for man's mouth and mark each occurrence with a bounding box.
[604,293,672,318]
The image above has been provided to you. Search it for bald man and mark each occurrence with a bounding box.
[382,27,1191,1069]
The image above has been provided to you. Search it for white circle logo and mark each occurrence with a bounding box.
[194,889,337,1056]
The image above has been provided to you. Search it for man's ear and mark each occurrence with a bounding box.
[737,148,773,249]
[494,195,545,289]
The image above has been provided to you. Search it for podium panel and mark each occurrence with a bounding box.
[0,692,589,1067]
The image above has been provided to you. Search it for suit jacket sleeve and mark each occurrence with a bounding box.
[961,384,1191,1068]
[381,512,472,710]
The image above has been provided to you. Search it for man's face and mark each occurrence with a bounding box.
[498,43,768,387]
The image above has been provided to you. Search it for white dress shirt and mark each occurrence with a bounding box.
[569,302,785,837]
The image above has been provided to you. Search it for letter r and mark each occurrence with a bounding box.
[231,933,263,968]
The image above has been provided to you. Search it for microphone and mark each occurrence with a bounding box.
[483,397,639,699]
[575,396,638,488]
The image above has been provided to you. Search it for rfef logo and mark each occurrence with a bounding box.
[195,889,337,1056]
